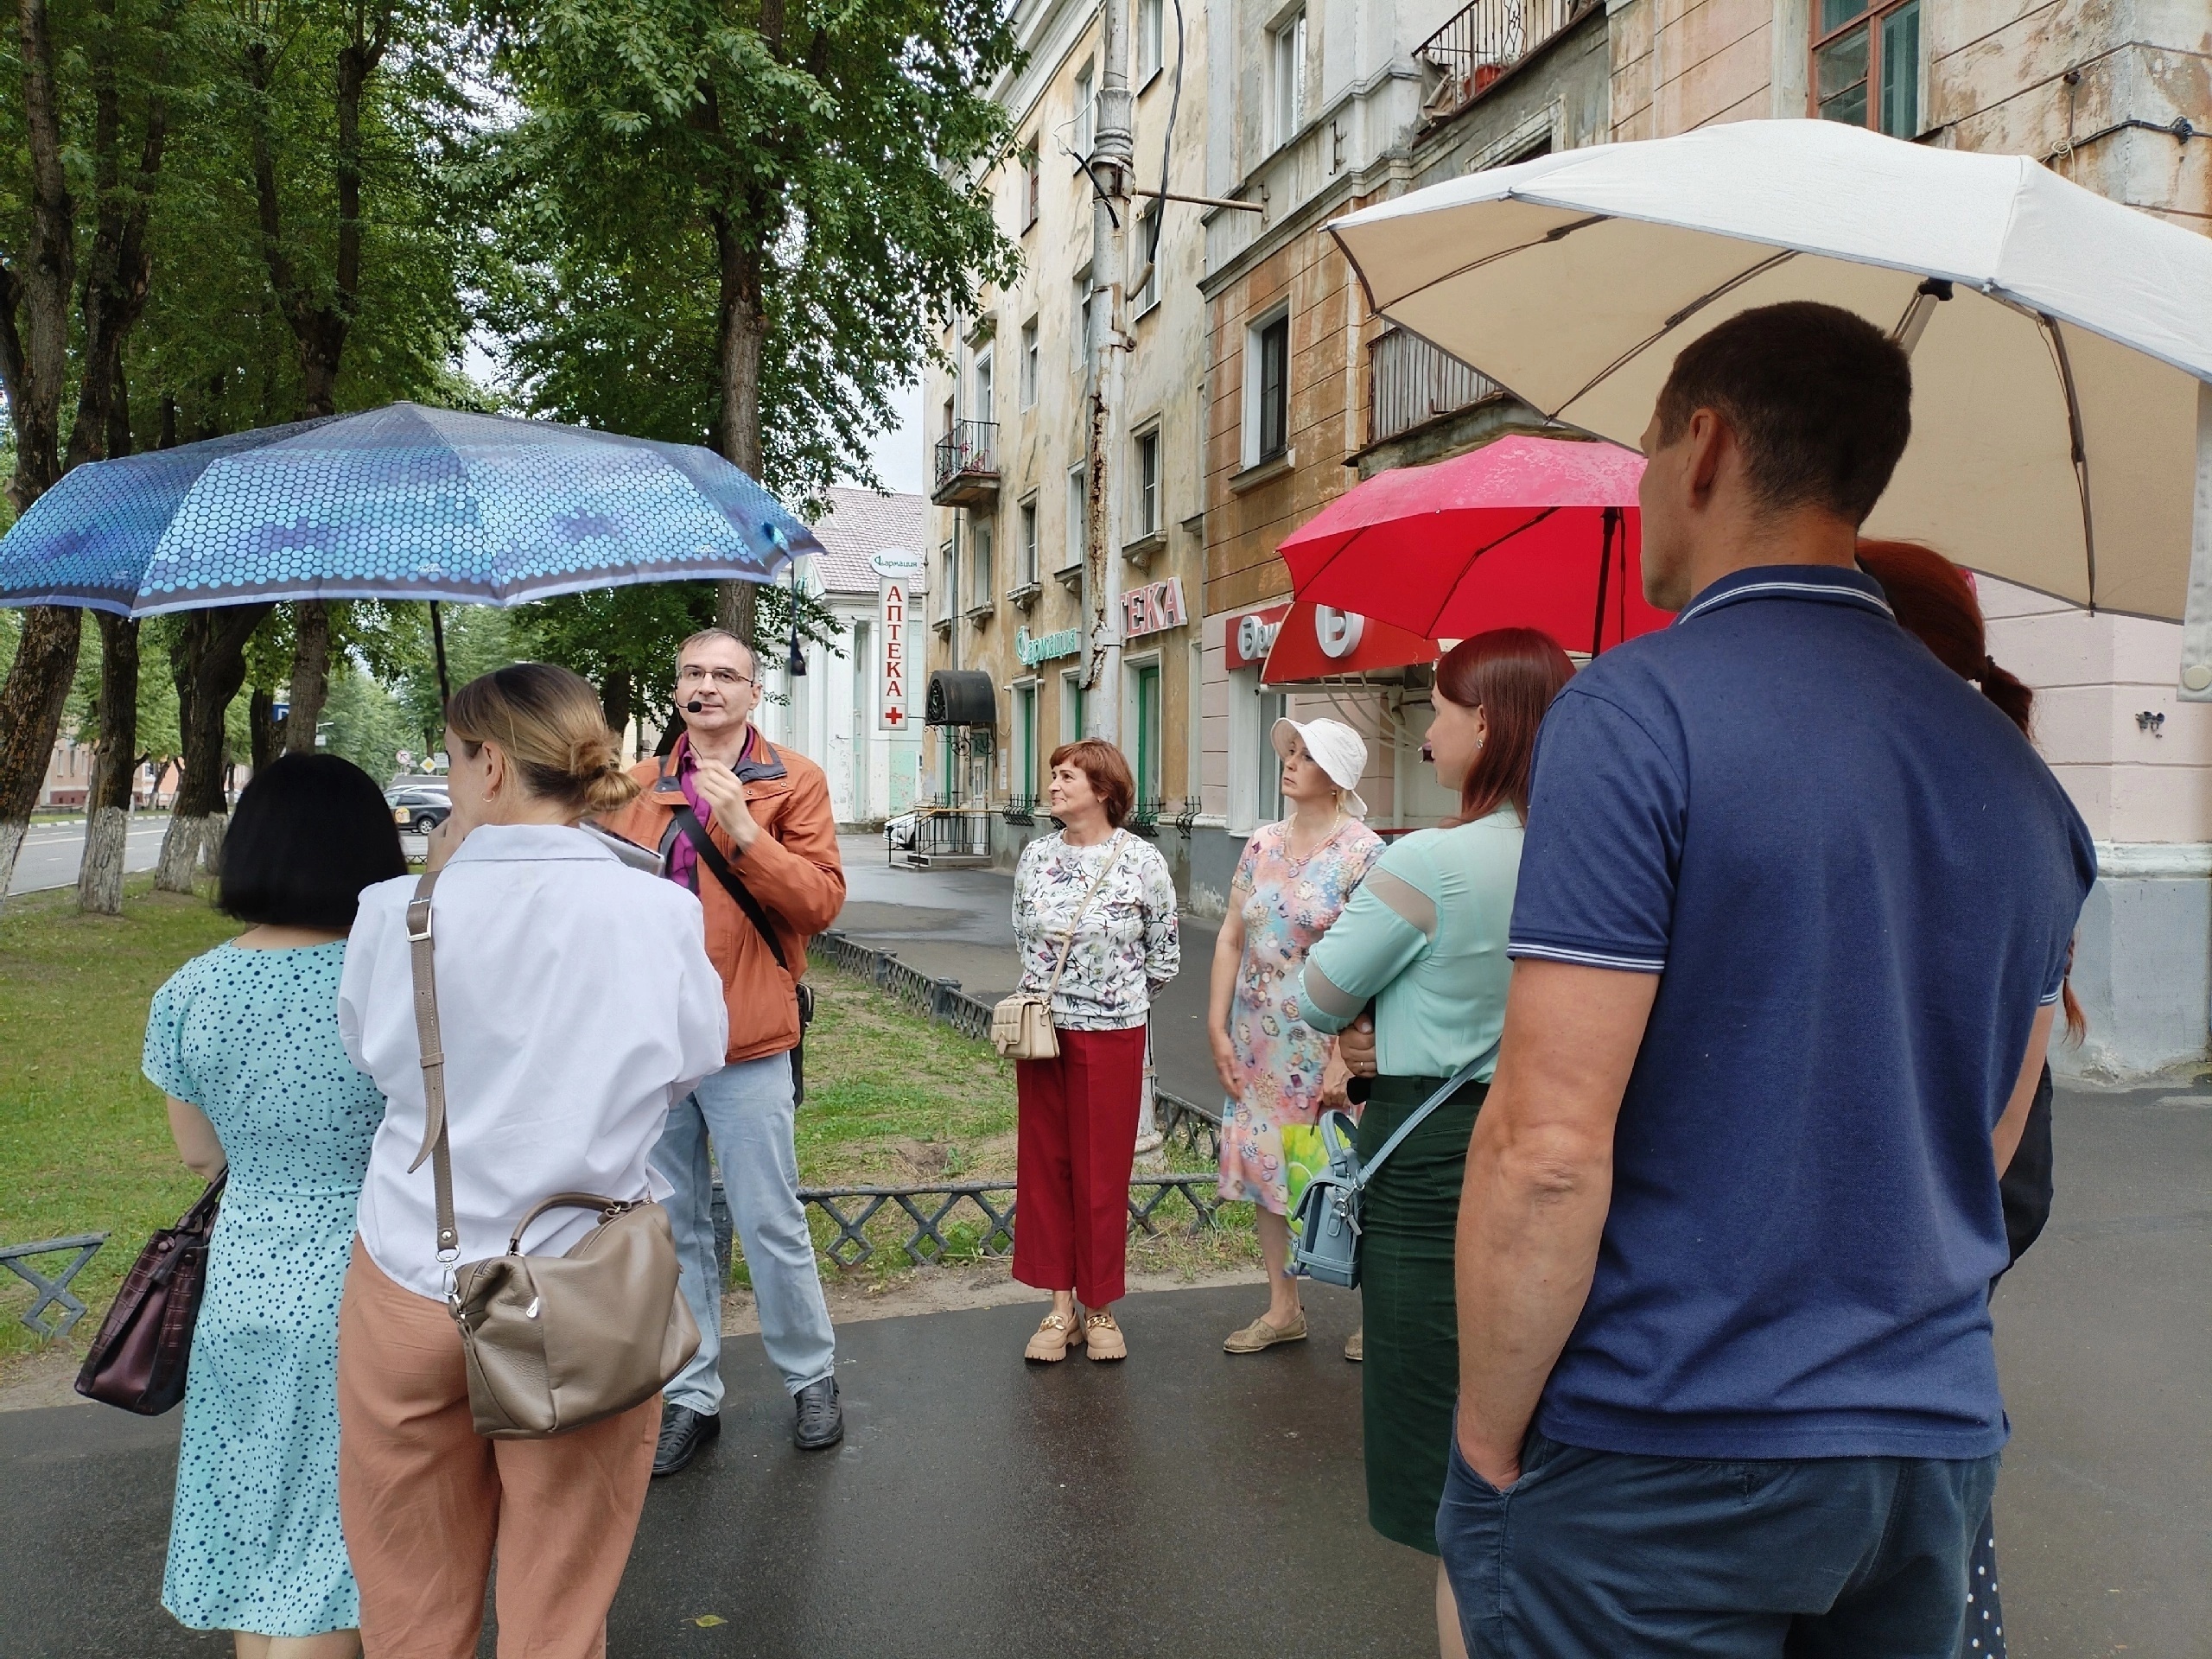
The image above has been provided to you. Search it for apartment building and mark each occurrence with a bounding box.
[920,0,1215,878]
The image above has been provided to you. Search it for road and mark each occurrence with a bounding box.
[7,815,168,896]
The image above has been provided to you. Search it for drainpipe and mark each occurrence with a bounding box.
[2183,382,2212,700]
[1084,0,1133,740]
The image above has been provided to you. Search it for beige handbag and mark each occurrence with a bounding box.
[991,836,1125,1061]
[404,872,700,1440]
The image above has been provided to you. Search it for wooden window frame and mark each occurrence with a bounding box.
[1808,0,1922,138]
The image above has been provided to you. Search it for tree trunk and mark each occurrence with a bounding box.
[711,206,770,651]
[282,598,332,752]
[599,667,633,745]
[156,604,271,893]
[249,687,279,771]
[0,606,81,901]
[77,610,141,915]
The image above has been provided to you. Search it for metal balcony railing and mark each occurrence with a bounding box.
[1369,326,1504,445]
[1415,0,1597,124]
[931,419,1001,505]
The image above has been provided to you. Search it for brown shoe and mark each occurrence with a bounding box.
[1083,1310,1128,1362]
[1224,1312,1309,1354]
[1024,1307,1083,1363]
[1344,1325,1364,1363]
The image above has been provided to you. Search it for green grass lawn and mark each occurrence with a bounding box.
[0,880,1251,1360]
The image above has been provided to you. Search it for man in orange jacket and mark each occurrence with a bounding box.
[601,627,847,1475]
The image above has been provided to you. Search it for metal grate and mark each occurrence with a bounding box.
[0,1233,108,1338]
[1414,0,1597,124]
[1369,326,1503,445]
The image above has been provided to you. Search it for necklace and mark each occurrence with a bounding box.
[1284,809,1344,866]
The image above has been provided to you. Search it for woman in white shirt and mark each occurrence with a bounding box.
[334,663,727,1659]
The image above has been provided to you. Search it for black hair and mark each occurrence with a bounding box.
[219,753,408,931]
[1656,301,1913,524]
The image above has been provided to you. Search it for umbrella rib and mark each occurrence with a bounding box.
[1359,213,1613,311]
[2035,312,2098,613]
[1545,250,1799,423]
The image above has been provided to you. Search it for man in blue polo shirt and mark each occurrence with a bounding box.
[1436,302,2096,1656]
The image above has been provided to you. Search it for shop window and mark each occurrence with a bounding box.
[1256,686,1285,822]
[1813,0,1920,138]
[1063,671,1088,744]
[1130,661,1163,810]
[1014,683,1039,799]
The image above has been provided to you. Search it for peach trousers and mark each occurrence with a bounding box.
[335,1241,658,1658]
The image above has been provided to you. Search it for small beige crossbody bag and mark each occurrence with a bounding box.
[991,836,1126,1061]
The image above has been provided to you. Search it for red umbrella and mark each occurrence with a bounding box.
[1280,434,1671,653]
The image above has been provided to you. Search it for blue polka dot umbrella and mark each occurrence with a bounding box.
[0,402,822,615]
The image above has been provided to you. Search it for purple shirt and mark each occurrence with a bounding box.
[664,728,757,891]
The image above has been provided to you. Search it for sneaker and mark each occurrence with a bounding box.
[652,1402,721,1477]
[794,1376,843,1451]
[1224,1313,1309,1354]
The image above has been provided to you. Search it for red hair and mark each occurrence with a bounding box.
[1434,627,1575,825]
[1857,539,2082,1044]
[1049,739,1135,829]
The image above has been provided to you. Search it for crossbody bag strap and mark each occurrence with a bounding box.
[403,870,461,1262]
[1354,1038,1502,1189]
[1040,834,1127,1007]
[672,804,791,976]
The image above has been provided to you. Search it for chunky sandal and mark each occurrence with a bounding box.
[1083,1310,1128,1362]
[1024,1308,1084,1363]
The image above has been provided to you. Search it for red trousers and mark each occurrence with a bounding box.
[1013,1023,1147,1306]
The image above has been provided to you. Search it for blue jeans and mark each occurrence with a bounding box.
[652,1051,836,1410]
[1437,1427,2000,1657]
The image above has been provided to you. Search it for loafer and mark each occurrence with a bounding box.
[794,1376,843,1451]
[1224,1312,1308,1354]
[1083,1310,1128,1362]
[1023,1307,1084,1363]
[1345,1325,1364,1363]
[652,1402,720,1478]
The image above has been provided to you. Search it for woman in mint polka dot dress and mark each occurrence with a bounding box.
[143,756,404,1657]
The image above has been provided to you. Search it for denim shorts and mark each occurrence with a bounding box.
[1436,1424,1999,1658]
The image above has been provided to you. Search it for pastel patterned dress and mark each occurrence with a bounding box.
[143,942,384,1637]
[1217,818,1383,1214]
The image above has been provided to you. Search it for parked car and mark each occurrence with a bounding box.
[385,785,451,835]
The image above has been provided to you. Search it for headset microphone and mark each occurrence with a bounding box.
[685,699,706,714]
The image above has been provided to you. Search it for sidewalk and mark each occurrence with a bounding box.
[833,833,1224,1111]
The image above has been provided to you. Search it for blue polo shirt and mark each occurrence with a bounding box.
[1509,563,2095,1460]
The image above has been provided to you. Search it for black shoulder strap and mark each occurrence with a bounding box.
[672,804,791,976]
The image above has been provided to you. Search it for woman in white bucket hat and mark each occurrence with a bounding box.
[1208,715,1382,1356]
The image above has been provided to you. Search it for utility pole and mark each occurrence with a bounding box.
[1083,0,1132,741]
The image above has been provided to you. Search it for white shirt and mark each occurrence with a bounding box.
[339,823,728,1299]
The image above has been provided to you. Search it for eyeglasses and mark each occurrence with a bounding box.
[677,665,754,688]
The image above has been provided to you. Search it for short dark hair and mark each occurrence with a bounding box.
[1655,302,1912,524]
[1049,739,1136,829]
[219,753,408,931]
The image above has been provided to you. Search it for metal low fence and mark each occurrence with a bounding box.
[0,1232,107,1338]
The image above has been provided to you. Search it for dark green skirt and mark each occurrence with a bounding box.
[1355,1073,1487,1554]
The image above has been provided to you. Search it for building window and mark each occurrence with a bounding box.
[1134,200,1162,315]
[1245,307,1291,467]
[941,394,955,441]
[1020,497,1039,585]
[1257,686,1285,821]
[1074,62,1095,160]
[1063,670,1087,743]
[1021,143,1040,230]
[1139,0,1166,83]
[1020,317,1039,407]
[969,518,994,608]
[1813,0,1921,137]
[938,537,957,624]
[1134,428,1160,536]
[1014,683,1039,799]
[1129,659,1162,810]
[1269,10,1307,150]
[1065,463,1088,571]
[972,348,994,426]
[1073,270,1094,373]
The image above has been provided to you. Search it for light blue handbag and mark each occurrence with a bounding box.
[1287,1044,1497,1290]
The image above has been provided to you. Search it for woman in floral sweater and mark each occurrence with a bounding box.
[1010,739,1179,1364]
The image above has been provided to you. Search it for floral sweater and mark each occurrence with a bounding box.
[1013,830,1180,1031]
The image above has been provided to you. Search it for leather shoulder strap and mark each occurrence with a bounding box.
[672,804,791,977]
[404,871,461,1262]
[1042,833,1127,1003]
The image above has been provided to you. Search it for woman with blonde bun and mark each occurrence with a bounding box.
[334,663,728,1659]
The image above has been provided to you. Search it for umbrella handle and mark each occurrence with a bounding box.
[1591,507,1619,658]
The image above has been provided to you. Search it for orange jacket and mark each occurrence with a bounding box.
[600,730,846,1065]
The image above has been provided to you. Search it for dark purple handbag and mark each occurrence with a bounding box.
[73,1172,226,1414]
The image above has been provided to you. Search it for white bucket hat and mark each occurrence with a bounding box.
[1272,716,1370,819]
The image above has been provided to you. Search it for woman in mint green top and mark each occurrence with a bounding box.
[1298,630,1573,1658]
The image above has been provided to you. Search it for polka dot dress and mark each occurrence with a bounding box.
[143,942,384,1637]
[1961,1507,2006,1656]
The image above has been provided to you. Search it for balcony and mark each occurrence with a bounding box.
[1369,326,1504,446]
[1415,0,1599,125]
[931,419,1001,507]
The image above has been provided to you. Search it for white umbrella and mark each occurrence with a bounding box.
[1327,119,2212,688]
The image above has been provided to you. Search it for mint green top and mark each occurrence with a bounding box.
[1297,807,1523,1081]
